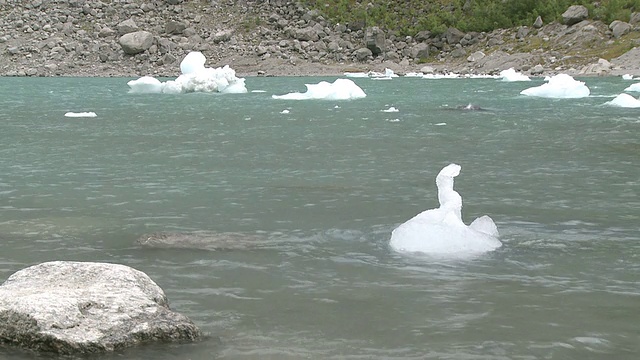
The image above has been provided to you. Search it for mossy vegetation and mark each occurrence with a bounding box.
[304,0,640,36]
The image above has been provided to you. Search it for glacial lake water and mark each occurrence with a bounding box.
[0,75,639,359]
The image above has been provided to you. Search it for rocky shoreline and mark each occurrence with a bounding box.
[1,0,640,78]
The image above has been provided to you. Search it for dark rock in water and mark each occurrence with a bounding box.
[0,261,201,355]
[136,231,267,251]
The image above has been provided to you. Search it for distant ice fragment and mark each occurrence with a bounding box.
[389,163,502,257]
[64,112,97,118]
[520,74,590,98]
[499,68,531,82]
[272,78,366,100]
[382,107,399,112]
[604,93,640,108]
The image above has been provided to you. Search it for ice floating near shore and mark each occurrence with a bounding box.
[604,93,640,108]
[622,74,634,80]
[520,74,590,98]
[389,163,502,257]
[499,68,531,82]
[64,112,97,118]
[624,82,640,92]
[272,78,366,100]
[344,68,398,79]
[127,51,247,94]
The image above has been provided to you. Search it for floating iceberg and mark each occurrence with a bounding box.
[624,82,640,92]
[389,163,502,257]
[64,112,97,118]
[499,68,530,82]
[604,93,640,108]
[127,51,247,94]
[272,78,366,100]
[520,74,590,98]
[622,74,634,80]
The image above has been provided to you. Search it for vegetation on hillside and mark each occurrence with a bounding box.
[304,0,640,36]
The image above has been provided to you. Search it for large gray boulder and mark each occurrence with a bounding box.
[365,26,385,55]
[609,20,631,38]
[0,261,201,355]
[562,5,588,26]
[118,31,154,55]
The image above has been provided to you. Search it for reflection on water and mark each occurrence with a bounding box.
[0,76,639,359]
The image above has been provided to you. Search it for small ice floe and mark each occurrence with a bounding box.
[343,72,369,78]
[387,118,401,122]
[434,122,447,126]
[280,109,290,114]
[64,112,97,118]
[272,78,366,100]
[382,107,399,113]
[622,74,634,80]
[404,72,424,78]
[499,68,531,82]
[604,93,640,108]
[624,83,640,92]
[251,90,267,93]
[370,68,398,80]
[520,74,590,98]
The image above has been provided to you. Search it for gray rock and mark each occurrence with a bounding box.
[533,16,544,29]
[365,26,385,55]
[117,19,139,35]
[410,42,429,60]
[354,47,373,61]
[467,50,485,62]
[530,64,545,75]
[291,27,319,42]
[0,261,201,355]
[136,231,267,251]
[630,12,640,25]
[445,27,465,45]
[165,20,187,35]
[212,29,233,43]
[118,31,154,55]
[562,5,588,26]
[609,20,631,38]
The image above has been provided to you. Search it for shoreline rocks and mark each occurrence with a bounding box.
[0,261,201,355]
[0,0,639,77]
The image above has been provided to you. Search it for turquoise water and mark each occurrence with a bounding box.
[0,76,639,359]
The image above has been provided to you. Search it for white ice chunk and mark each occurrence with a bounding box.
[389,163,502,257]
[520,74,590,98]
[499,68,531,82]
[604,93,640,108]
[180,51,207,75]
[624,82,640,92]
[272,78,366,100]
[64,112,97,118]
[382,107,399,112]
[126,76,164,93]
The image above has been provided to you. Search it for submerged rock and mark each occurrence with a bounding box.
[136,231,267,251]
[0,261,201,355]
